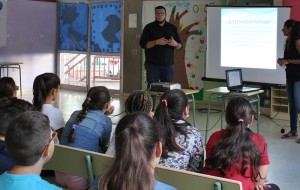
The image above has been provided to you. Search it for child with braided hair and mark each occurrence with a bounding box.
[57,86,114,190]
[106,90,153,156]
[124,90,154,117]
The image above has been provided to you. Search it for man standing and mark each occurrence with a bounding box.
[140,5,182,88]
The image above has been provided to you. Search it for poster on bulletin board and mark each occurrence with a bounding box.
[142,0,221,90]
[0,0,7,46]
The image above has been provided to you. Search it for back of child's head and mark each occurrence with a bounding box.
[83,86,111,111]
[154,89,188,158]
[115,112,159,161]
[33,73,60,111]
[225,97,253,128]
[68,86,111,143]
[5,111,51,166]
[0,97,36,136]
[155,89,188,120]
[125,90,153,114]
[0,77,17,98]
[100,112,159,190]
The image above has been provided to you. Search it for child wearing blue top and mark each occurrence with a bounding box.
[57,86,114,189]
[0,111,62,190]
[89,113,175,190]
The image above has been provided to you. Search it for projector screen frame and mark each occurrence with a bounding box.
[205,5,292,86]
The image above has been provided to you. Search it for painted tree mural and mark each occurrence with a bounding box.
[168,5,200,89]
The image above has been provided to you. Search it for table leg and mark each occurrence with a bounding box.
[18,65,22,96]
[220,95,226,129]
[191,94,196,129]
[257,94,260,133]
[205,94,213,144]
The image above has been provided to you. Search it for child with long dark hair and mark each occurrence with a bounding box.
[57,86,114,190]
[33,73,64,139]
[90,113,175,190]
[204,97,279,190]
[154,89,204,173]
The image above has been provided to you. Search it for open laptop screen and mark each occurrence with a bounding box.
[226,69,243,90]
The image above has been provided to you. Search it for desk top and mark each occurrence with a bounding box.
[206,87,263,97]
[0,62,23,65]
[149,89,199,95]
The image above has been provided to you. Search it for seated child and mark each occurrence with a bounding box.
[90,113,175,190]
[0,77,17,98]
[57,86,114,189]
[204,97,280,190]
[33,73,65,139]
[106,90,153,156]
[0,97,35,174]
[154,89,204,173]
[0,111,62,190]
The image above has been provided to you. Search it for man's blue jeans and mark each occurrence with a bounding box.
[145,64,174,88]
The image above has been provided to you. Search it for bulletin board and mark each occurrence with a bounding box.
[142,0,221,91]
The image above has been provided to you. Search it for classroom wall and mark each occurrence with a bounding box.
[122,1,143,93]
[0,0,56,92]
[283,0,300,21]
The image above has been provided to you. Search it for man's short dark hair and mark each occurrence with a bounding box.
[0,97,36,136]
[155,5,166,12]
[5,111,51,166]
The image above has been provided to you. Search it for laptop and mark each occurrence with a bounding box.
[225,69,260,93]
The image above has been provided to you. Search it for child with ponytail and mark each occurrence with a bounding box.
[90,113,175,190]
[57,86,114,190]
[33,73,64,139]
[154,89,204,173]
[204,97,280,190]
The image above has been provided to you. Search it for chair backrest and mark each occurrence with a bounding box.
[44,145,242,190]
[155,166,242,190]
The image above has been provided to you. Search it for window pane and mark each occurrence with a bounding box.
[60,53,87,87]
[90,55,120,90]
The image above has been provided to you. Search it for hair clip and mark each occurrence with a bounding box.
[86,97,91,102]
[161,99,168,107]
[238,119,244,123]
[72,124,77,129]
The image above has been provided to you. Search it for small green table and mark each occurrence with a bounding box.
[205,87,264,144]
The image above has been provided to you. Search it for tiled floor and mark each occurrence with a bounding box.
[21,89,300,190]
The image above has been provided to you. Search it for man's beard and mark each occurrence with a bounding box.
[156,19,165,24]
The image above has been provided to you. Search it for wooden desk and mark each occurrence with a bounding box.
[205,87,263,144]
[0,62,23,96]
[149,89,199,128]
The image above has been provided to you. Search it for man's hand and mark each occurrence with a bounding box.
[156,37,168,45]
[167,36,178,47]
